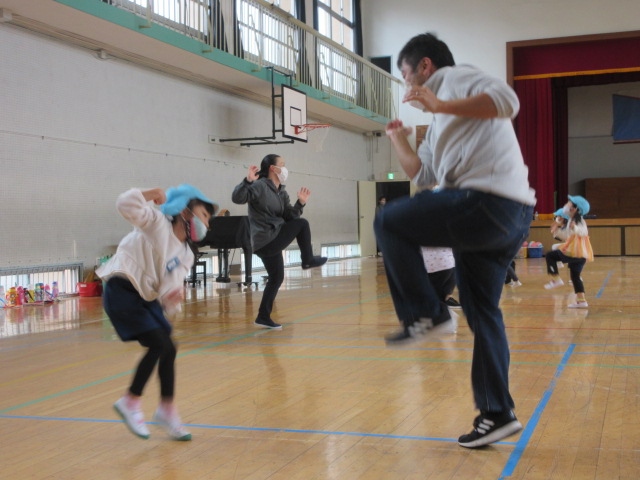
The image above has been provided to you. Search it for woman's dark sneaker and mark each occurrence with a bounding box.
[254,318,283,330]
[302,256,328,270]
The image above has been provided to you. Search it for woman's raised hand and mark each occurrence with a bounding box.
[247,165,259,182]
[297,187,310,205]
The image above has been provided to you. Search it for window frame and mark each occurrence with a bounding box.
[313,0,360,55]
[236,0,304,73]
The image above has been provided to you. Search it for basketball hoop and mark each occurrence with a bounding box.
[293,123,331,135]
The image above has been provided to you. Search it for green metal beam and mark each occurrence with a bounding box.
[54,0,388,124]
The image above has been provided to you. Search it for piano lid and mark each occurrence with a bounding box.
[199,215,251,250]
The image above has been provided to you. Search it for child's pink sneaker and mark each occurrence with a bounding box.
[544,278,564,290]
[153,407,192,441]
[568,301,589,309]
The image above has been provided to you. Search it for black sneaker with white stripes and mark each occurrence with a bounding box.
[458,410,522,448]
[385,308,458,346]
[445,297,462,309]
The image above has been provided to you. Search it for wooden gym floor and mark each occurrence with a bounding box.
[0,256,639,479]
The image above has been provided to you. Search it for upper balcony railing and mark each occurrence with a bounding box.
[102,0,400,120]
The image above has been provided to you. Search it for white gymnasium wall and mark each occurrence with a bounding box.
[568,82,640,193]
[0,24,377,270]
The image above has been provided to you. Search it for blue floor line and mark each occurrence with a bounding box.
[499,343,575,479]
[0,414,517,445]
[596,271,613,298]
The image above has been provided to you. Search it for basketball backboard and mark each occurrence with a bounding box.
[282,85,308,142]
[218,70,311,146]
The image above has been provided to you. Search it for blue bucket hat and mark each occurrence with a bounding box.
[160,184,218,216]
[554,208,570,220]
[568,195,590,216]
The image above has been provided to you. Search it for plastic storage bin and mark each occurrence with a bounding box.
[528,246,543,258]
[77,281,103,297]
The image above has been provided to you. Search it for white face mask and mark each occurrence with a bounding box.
[190,216,208,242]
[562,205,572,216]
[275,166,288,183]
[184,209,208,242]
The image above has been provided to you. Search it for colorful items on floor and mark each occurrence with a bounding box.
[0,282,60,308]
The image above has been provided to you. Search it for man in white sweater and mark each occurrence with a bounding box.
[374,33,536,448]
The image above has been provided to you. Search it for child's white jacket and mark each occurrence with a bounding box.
[96,189,194,309]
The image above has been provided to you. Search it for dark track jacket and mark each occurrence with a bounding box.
[232,177,305,251]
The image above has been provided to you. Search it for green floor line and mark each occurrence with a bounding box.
[0,371,132,414]
[0,293,387,413]
[176,293,387,357]
[196,350,640,369]
[200,350,472,363]
[565,362,640,369]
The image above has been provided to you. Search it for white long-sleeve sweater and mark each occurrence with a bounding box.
[413,64,536,206]
[96,189,193,307]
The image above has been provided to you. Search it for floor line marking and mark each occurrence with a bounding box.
[0,329,101,352]
[499,343,575,479]
[194,349,639,369]
[0,351,128,388]
[0,293,386,413]
[178,293,385,357]
[179,333,640,347]
[0,370,133,414]
[596,270,613,298]
[0,414,518,445]
[182,340,640,357]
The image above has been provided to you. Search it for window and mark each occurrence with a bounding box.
[270,0,297,17]
[314,0,355,52]
[314,0,362,99]
[114,0,210,37]
[317,42,357,98]
[236,0,301,72]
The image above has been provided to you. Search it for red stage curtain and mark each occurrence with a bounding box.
[513,37,640,78]
[514,78,555,213]
[512,33,640,215]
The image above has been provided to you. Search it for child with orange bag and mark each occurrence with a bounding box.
[543,195,594,308]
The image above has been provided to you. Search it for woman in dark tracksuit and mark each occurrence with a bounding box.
[232,154,327,329]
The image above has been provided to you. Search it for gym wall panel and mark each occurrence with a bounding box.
[0,25,371,270]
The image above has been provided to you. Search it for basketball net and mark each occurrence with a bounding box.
[294,123,331,152]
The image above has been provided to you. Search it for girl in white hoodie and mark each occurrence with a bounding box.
[97,185,216,440]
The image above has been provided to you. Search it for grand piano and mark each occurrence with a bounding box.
[197,215,258,287]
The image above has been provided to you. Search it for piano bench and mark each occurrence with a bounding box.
[187,260,207,287]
